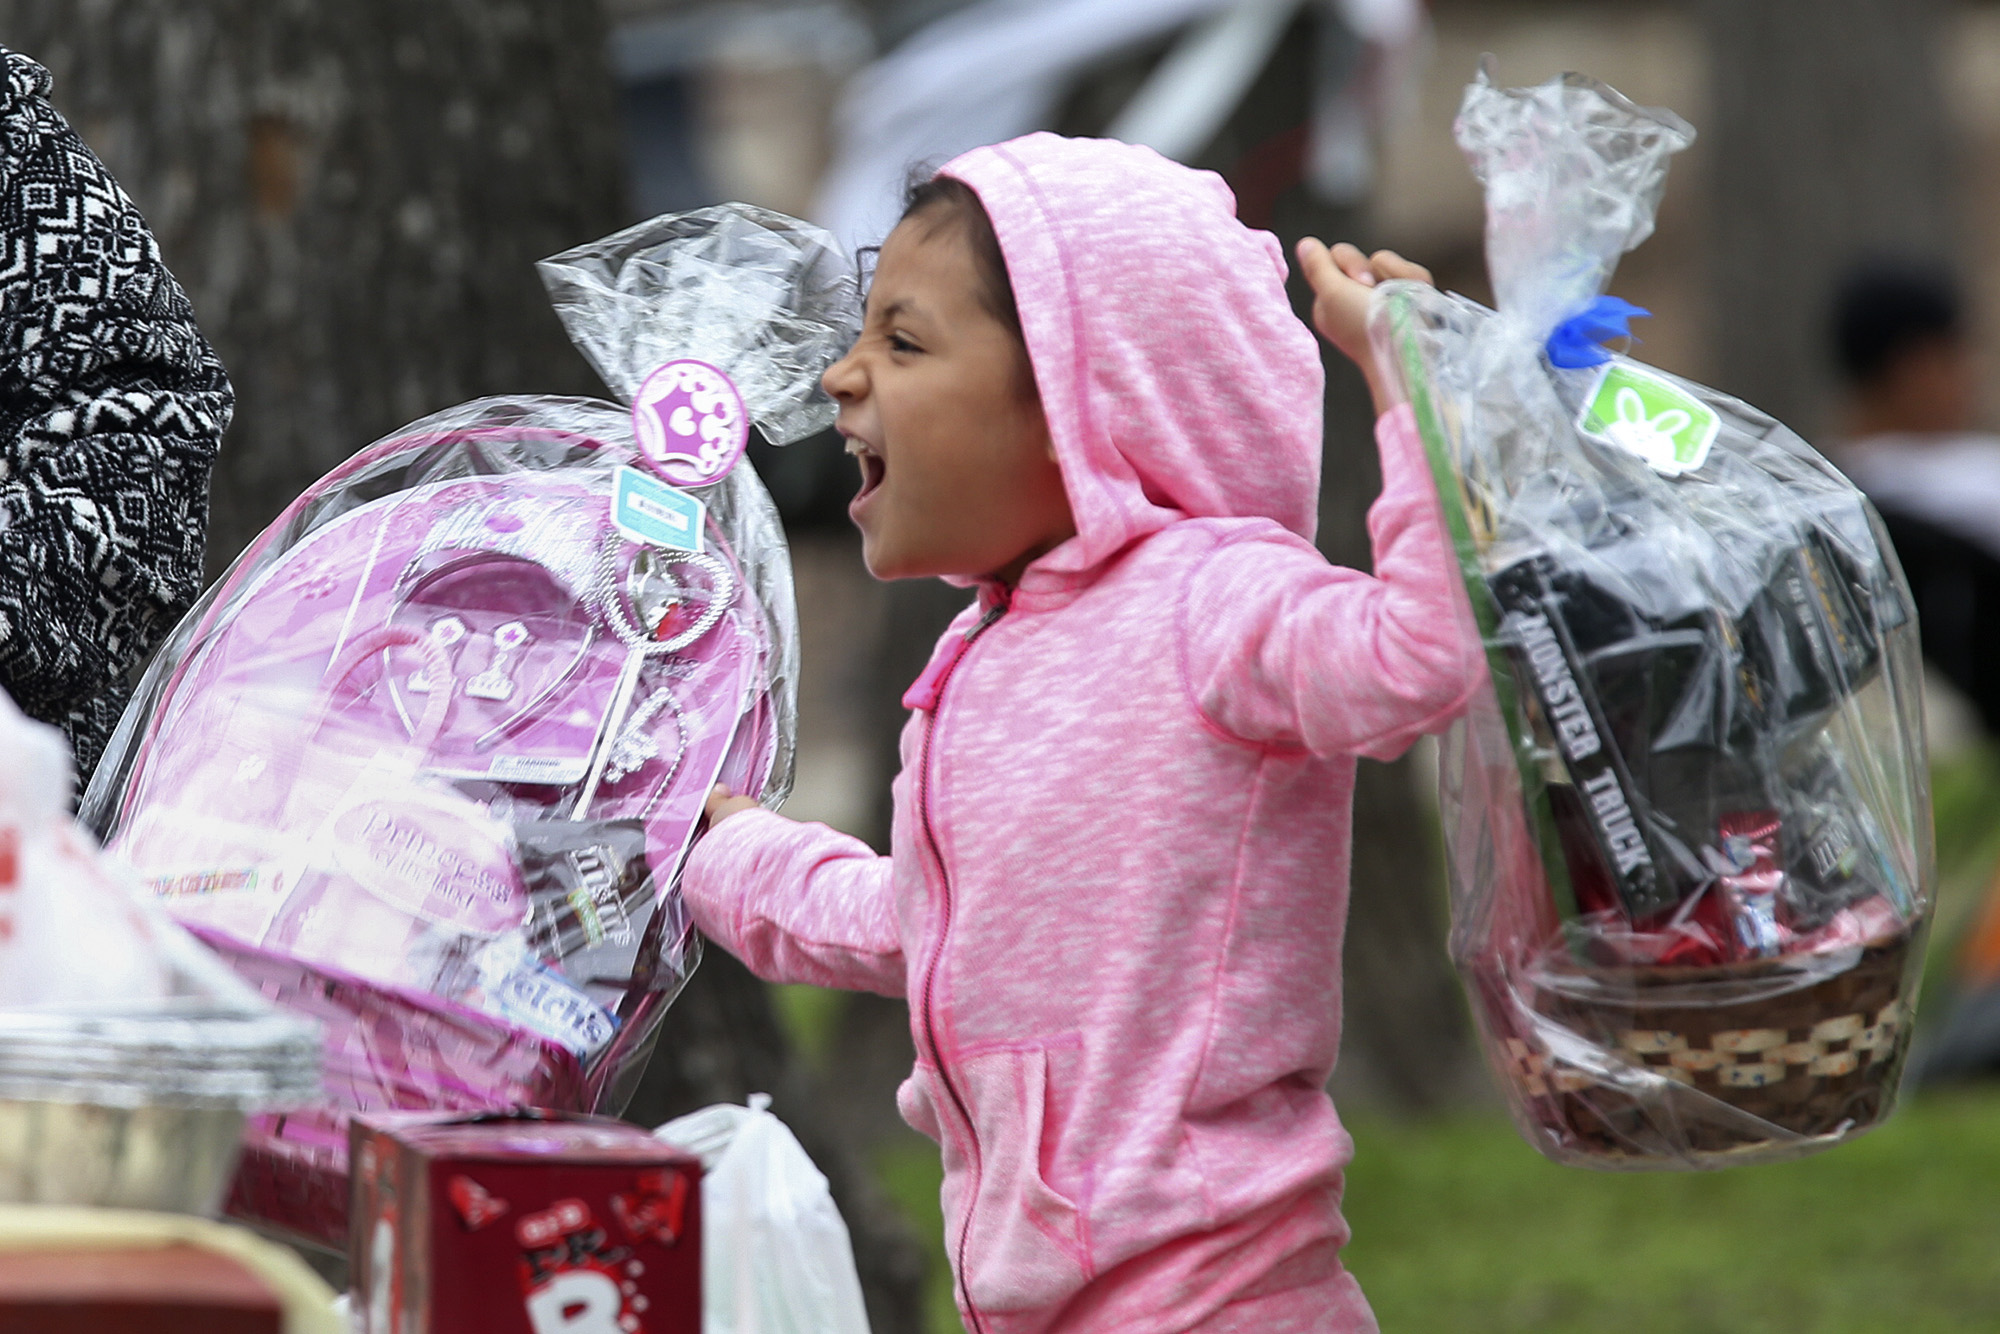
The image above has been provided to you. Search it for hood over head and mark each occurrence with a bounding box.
[939,134,1324,586]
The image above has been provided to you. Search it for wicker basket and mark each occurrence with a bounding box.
[1476,930,1918,1164]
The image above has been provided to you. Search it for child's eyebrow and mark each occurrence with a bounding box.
[876,297,919,323]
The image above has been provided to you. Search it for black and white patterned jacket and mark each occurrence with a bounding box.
[0,50,231,777]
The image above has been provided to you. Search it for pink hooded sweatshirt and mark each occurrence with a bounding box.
[681,135,1478,1332]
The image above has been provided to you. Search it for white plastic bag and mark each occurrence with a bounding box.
[0,687,167,1009]
[655,1094,871,1334]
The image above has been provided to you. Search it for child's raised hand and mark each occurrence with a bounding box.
[1294,238,1433,415]
[704,783,761,829]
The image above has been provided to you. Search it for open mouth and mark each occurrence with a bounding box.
[847,438,886,502]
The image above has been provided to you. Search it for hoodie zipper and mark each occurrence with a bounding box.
[916,597,1006,1334]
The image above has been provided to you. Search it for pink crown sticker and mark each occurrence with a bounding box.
[631,359,750,487]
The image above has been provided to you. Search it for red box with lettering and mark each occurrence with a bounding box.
[350,1110,700,1334]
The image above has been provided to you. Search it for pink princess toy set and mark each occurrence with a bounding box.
[82,204,857,1243]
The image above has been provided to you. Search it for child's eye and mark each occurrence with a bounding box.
[887,332,920,354]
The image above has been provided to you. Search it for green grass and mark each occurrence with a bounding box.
[1343,1087,2000,1332]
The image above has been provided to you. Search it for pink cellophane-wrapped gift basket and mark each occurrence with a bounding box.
[81,204,856,1241]
[1372,67,1936,1168]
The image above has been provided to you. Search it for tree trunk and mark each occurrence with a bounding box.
[7,0,626,574]
[9,5,929,1324]
[1703,0,1955,438]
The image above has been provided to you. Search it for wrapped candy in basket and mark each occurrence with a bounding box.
[81,204,856,1240]
[1371,66,1935,1167]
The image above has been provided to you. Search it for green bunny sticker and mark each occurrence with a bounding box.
[1577,364,1719,475]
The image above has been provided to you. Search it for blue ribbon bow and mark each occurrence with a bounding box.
[1545,296,1651,369]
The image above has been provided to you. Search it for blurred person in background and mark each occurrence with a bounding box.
[0,47,231,778]
[1839,261,2000,1085]
[1833,260,2000,736]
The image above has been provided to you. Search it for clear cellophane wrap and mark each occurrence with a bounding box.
[1372,67,1934,1168]
[82,204,856,1237]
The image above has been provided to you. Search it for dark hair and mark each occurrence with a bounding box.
[900,172,1025,344]
[1832,260,1963,385]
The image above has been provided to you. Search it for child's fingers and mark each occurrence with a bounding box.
[1296,236,1370,291]
[1368,248,1434,287]
[1299,238,1435,292]
[703,783,762,830]
[1293,236,1339,292]
[1294,236,1375,357]
[1330,242,1377,286]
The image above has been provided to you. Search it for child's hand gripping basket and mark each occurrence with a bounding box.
[80,204,858,1239]
[1372,67,1934,1168]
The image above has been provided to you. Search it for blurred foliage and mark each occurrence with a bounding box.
[1921,741,2000,1011]
[876,1139,958,1334]
[1928,740,2000,898]
[770,983,850,1074]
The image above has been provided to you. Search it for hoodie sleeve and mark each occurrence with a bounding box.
[678,809,906,997]
[1181,404,1482,760]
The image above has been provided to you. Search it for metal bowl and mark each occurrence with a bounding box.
[0,1099,247,1213]
[0,1001,319,1216]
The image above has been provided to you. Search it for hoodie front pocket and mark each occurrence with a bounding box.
[952,1040,1092,1315]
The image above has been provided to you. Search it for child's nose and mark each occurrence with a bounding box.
[822,346,862,401]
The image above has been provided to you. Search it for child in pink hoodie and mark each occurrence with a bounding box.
[691,133,1479,1333]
